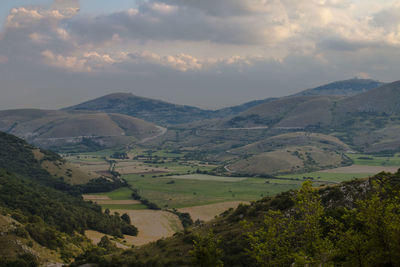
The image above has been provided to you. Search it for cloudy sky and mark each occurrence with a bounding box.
[0,0,399,110]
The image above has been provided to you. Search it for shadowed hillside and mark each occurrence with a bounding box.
[64,79,380,126]
[225,132,352,175]
[0,109,163,151]
[64,93,215,125]
[294,78,384,97]
[0,132,138,265]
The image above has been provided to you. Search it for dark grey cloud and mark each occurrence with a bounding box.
[372,5,400,31]
[316,38,383,51]
[66,2,269,45]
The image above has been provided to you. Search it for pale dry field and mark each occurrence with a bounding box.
[178,201,249,222]
[166,174,248,182]
[320,165,400,174]
[94,200,141,205]
[77,162,110,173]
[112,209,183,246]
[115,161,169,174]
[82,195,110,200]
[85,230,130,249]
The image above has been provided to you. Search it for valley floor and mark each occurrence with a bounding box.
[68,149,400,246]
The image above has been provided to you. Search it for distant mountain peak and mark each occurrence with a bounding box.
[64,92,213,125]
[294,78,384,97]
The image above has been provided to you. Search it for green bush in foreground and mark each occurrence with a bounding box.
[244,177,400,266]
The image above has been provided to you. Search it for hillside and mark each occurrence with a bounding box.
[64,79,383,127]
[212,98,278,118]
[0,131,138,264]
[335,80,400,115]
[141,80,400,177]
[294,78,384,97]
[228,95,339,129]
[206,81,400,154]
[64,93,214,125]
[0,109,163,152]
[225,132,351,175]
[72,170,400,266]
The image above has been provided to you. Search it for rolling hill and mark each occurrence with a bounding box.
[64,79,381,126]
[224,95,340,129]
[215,80,400,153]
[141,80,400,177]
[64,93,215,125]
[335,80,400,115]
[0,109,163,151]
[294,78,384,97]
[225,132,352,175]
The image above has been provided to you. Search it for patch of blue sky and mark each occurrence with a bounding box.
[0,0,142,28]
[0,0,52,27]
[79,0,140,15]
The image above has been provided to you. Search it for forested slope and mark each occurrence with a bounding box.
[0,131,137,264]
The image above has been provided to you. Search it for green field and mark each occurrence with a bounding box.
[77,150,399,211]
[279,172,372,183]
[86,187,133,200]
[123,174,319,208]
[346,153,400,166]
[278,153,400,183]
[133,149,186,159]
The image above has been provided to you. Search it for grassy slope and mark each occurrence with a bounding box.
[123,174,307,208]
[0,213,65,264]
[226,132,351,175]
[33,149,96,185]
[64,92,214,126]
[0,109,161,151]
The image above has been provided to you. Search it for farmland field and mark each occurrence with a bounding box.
[86,187,134,200]
[76,149,400,246]
[100,203,148,210]
[123,174,310,208]
[178,201,248,222]
[166,174,249,182]
[279,172,372,183]
[346,153,400,166]
[112,209,183,246]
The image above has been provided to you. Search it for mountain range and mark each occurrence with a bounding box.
[0,78,397,175]
[65,78,382,126]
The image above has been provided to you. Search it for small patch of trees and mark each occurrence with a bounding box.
[110,152,129,159]
[190,231,224,267]
[131,188,160,210]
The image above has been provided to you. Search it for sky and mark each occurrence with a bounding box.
[0,0,400,110]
